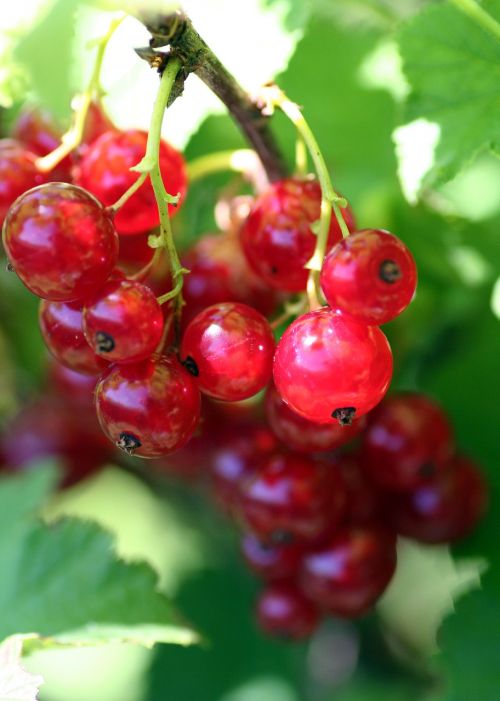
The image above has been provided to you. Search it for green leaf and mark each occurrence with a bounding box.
[0,468,198,652]
[397,0,500,190]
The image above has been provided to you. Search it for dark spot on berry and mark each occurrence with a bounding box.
[419,461,436,478]
[116,432,142,455]
[6,262,14,272]
[270,529,294,545]
[331,407,356,426]
[270,265,278,274]
[95,331,115,353]
[379,259,401,284]
[183,355,199,377]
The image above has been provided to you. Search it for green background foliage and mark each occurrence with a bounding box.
[0,0,499,700]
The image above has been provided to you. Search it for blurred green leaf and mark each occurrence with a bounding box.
[397,0,500,190]
[0,467,198,651]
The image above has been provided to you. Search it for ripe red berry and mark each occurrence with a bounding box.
[361,393,454,491]
[265,384,364,454]
[0,140,46,224]
[334,454,383,526]
[240,451,345,543]
[74,129,187,234]
[181,231,280,325]
[273,308,392,425]
[1,395,110,488]
[387,455,487,543]
[95,354,201,458]
[181,302,275,401]
[48,360,98,408]
[256,582,319,640]
[39,299,109,375]
[3,183,118,301]
[83,279,164,363]
[12,107,73,181]
[117,231,155,273]
[300,527,397,617]
[320,229,417,326]
[240,178,355,292]
[241,533,302,580]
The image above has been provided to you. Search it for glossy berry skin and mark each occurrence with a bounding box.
[240,451,346,543]
[74,129,187,234]
[83,279,164,363]
[181,302,275,401]
[117,231,155,273]
[256,582,319,640]
[0,140,46,224]
[300,527,397,617]
[362,393,454,491]
[3,183,118,301]
[265,384,364,454]
[273,308,393,425]
[95,354,201,458]
[387,455,487,543]
[39,299,109,375]
[241,533,303,581]
[240,178,355,292]
[181,231,279,325]
[320,229,417,326]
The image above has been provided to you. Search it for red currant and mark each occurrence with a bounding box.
[181,231,280,326]
[273,308,393,425]
[181,302,274,401]
[0,140,46,224]
[256,582,319,639]
[387,454,487,543]
[48,359,98,408]
[334,454,383,526]
[1,395,110,488]
[320,229,417,326]
[361,393,454,491]
[95,354,201,458]
[83,279,164,363]
[240,178,355,292]
[300,527,397,617]
[3,183,118,301]
[13,106,62,157]
[74,129,187,234]
[241,532,303,580]
[117,232,155,273]
[240,451,345,543]
[39,299,109,375]
[265,384,364,454]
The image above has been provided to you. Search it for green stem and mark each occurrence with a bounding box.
[36,14,124,172]
[449,0,500,42]
[131,57,187,319]
[294,136,308,177]
[108,172,148,212]
[186,149,267,190]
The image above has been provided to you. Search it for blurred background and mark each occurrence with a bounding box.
[0,1,499,700]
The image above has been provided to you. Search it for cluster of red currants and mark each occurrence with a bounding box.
[0,104,487,641]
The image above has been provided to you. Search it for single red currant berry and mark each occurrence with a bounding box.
[334,453,383,526]
[39,299,109,375]
[387,455,487,543]
[241,533,303,580]
[0,140,46,224]
[210,419,278,515]
[95,354,201,458]
[256,582,319,640]
[3,183,118,301]
[74,129,187,234]
[240,451,346,543]
[361,393,454,491]
[300,527,397,617]
[83,279,164,363]
[12,107,73,181]
[181,231,279,326]
[181,302,275,401]
[320,229,417,326]
[273,308,393,425]
[265,384,364,454]
[240,178,355,292]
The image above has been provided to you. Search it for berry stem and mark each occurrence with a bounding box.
[187,149,268,191]
[450,0,500,42]
[130,57,188,323]
[139,11,288,182]
[108,172,148,213]
[35,14,125,173]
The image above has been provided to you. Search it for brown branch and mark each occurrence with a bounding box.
[138,10,288,182]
